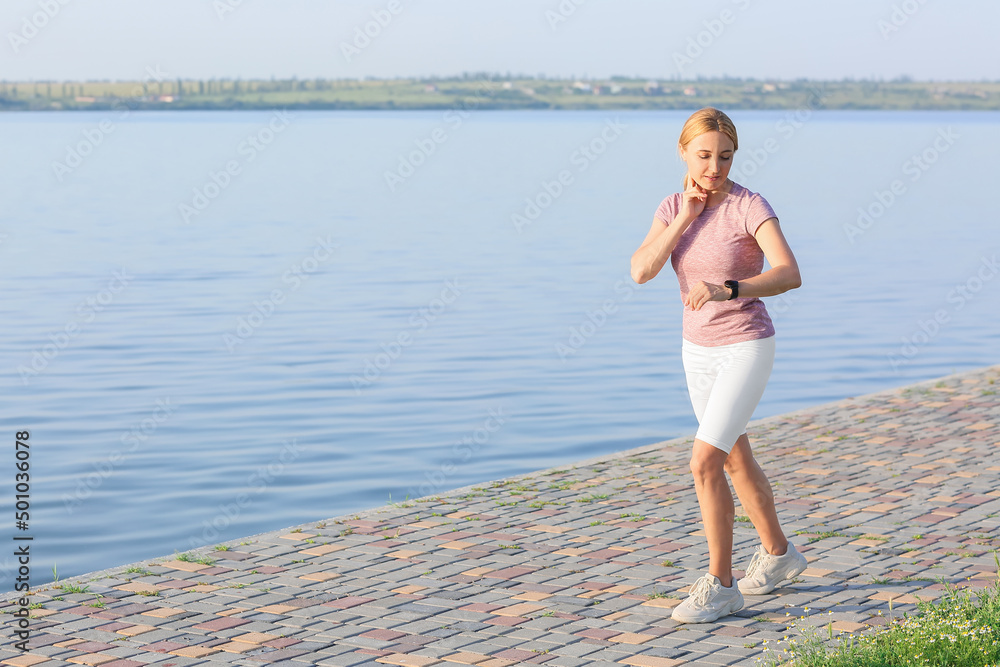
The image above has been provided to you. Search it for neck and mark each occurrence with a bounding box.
[705,179,732,206]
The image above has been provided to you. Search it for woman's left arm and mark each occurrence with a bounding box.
[736,218,801,298]
[684,218,801,310]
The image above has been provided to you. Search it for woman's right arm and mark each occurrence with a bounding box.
[630,212,695,284]
[632,181,705,284]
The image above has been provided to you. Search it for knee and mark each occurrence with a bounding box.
[723,454,745,476]
[723,437,752,475]
[689,452,726,482]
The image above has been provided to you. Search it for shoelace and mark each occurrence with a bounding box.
[687,575,715,606]
[743,547,767,579]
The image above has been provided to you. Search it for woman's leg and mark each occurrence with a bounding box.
[682,337,776,582]
[690,439,736,587]
[725,433,789,556]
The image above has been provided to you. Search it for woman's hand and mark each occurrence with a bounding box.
[684,281,731,311]
[678,177,708,220]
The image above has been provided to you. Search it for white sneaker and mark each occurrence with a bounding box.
[737,542,808,595]
[670,573,744,623]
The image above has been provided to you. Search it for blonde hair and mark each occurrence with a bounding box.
[678,107,738,190]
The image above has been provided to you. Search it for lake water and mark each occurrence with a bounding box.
[1,108,998,588]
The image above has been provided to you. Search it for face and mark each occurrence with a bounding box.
[679,130,735,191]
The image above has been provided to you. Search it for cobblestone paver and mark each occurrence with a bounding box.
[3,365,999,666]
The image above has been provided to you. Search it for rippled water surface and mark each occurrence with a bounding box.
[1,109,997,587]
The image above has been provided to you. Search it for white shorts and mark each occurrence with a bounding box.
[681,336,775,454]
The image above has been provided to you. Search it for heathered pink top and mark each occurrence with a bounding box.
[654,182,777,347]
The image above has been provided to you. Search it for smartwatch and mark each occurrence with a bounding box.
[724,280,739,300]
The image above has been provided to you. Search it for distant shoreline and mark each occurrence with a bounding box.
[2,77,998,112]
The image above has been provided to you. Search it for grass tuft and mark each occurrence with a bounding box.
[176,551,215,566]
[757,552,1000,666]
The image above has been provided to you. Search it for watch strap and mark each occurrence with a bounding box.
[724,280,739,300]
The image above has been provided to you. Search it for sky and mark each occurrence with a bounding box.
[2,0,998,82]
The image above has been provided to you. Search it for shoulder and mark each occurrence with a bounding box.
[728,182,778,234]
[654,192,684,223]
[729,182,772,208]
[660,191,684,206]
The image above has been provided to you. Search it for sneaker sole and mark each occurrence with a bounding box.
[738,561,807,596]
[671,596,744,624]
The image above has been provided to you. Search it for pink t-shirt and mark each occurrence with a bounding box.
[654,182,777,347]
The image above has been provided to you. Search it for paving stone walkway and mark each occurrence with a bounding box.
[3,365,1000,667]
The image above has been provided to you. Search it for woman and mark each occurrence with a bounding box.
[630,107,807,624]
